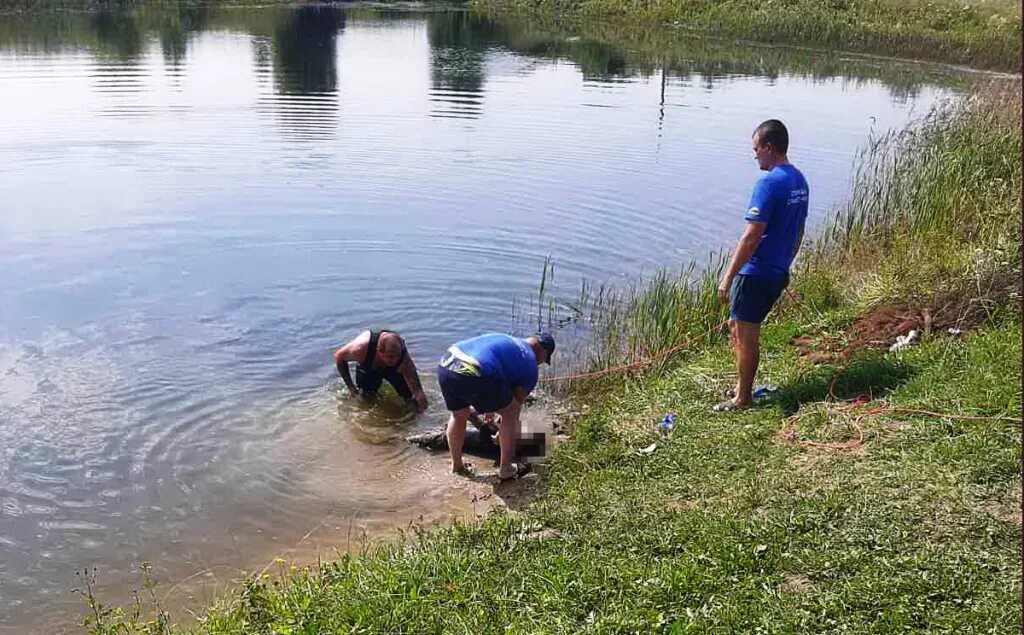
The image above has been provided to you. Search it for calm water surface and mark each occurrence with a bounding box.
[0,4,967,631]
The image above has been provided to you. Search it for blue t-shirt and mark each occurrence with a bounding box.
[740,164,809,278]
[449,333,538,393]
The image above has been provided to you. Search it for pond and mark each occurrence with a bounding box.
[0,3,968,631]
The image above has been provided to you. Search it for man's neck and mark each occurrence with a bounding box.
[767,155,790,170]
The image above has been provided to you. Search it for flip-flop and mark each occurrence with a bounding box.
[453,462,476,476]
[498,462,531,482]
[724,386,776,401]
[712,399,748,413]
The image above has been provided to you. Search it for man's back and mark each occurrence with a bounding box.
[741,164,809,277]
[451,333,538,392]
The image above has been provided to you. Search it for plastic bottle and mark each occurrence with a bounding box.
[658,413,677,436]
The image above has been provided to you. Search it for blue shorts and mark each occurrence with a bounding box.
[437,364,513,413]
[730,273,787,324]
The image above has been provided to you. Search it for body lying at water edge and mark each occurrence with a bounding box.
[437,332,554,480]
[716,119,808,412]
[334,329,429,411]
[407,407,547,461]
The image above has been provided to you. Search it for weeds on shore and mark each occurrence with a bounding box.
[473,0,1022,71]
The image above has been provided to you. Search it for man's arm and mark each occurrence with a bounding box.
[718,221,767,303]
[334,346,359,396]
[397,355,428,411]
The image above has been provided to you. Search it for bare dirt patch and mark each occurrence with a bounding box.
[978,483,1022,527]
[791,291,1002,363]
[780,572,813,594]
[666,498,701,512]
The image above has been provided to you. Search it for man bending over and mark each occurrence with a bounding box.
[437,332,554,480]
[334,329,428,411]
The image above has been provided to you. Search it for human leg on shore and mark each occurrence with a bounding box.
[715,318,761,412]
[717,273,782,412]
[496,399,525,479]
[446,407,472,473]
[437,364,475,473]
[732,319,761,408]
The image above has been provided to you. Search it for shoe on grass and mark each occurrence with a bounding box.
[712,399,749,413]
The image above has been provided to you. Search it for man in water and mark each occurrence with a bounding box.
[437,332,554,480]
[716,119,808,411]
[333,330,428,411]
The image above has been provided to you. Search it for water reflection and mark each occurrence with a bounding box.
[265,6,345,139]
[427,12,493,119]
[90,9,145,61]
[272,6,345,95]
[0,5,966,101]
[156,7,212,67]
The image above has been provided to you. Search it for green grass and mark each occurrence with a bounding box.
[79,81,1021,634]
[472,0,1022,72]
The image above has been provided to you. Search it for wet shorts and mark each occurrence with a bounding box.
[730,273,788,324]
[436,364,513,414]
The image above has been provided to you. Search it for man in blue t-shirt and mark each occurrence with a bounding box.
[716,119,808,412]
[437,332,555,480]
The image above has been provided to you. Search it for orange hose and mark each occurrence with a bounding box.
[539,320,728,384]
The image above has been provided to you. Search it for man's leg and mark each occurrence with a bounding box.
[446,407,472,473]
[732,319,761,408]
[496,399,522,476]
[728,319,740,396]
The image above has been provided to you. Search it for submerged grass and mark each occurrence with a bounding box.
[78,66,1021,635]
[472,0,1022,72]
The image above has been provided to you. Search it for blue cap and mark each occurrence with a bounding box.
[536,332,555,364]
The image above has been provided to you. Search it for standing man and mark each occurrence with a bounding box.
[437,332,554,480]
[716,119,808,412]
[334,329,428,411]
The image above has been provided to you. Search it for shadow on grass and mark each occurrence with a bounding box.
[777,352,917,415]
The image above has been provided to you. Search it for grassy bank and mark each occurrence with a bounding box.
[80,77,1020,634]
[472,0,1022,72]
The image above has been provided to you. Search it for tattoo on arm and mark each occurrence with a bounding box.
[401,357,424,395]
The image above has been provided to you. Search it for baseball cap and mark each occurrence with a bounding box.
[536,332,555,365]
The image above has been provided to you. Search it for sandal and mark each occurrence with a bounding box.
[712,399,749,413]
[453,461,476,476]
[498,462,531,482]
